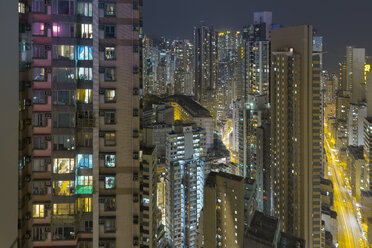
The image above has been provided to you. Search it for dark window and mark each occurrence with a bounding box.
[104,197,116,211]
[53,90,75,105]
[104,25,116,39]
[104,219,115,233]
[33,226,47,241]
[52,226,75,240]
[104,111,115,124]
[53,135,75,151]
[33,113,47,127]
[52,0,74,15]
[33,136,47,150]
[32,0,45,13]
[53,113,75,128]
[33,90,47,104]
[33,45,47,59]
[104,68,116,81]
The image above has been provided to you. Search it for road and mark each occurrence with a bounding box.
[324,122,368,248]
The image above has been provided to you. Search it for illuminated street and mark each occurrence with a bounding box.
[324,121,368,248]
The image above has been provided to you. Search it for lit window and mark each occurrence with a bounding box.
[32,22,45,36]
[32,68,46,81]
[105,154,116,167]
[105,176,116,189]
[77,154,93,168]
[33,204,45,218]
[77,67,93,80]
[53,158,75,174]
[18,2,26,13]
[104,47,116,60]
[53,45,74,60]
[77,198,92,213]
[76,89,92,103]
[52,23,75,37]
[104,89,116,103]
[53,203,74,215]
[78,46,93,60]
[104,3,115,16]
[79,24,93,39]
[76,176,93,194]
[104,132,116,146]
[77,2,92,17]
[53,181,74,196]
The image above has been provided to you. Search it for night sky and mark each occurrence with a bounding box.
[143,0,372,71]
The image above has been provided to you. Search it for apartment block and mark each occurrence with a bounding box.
[18,0,142,247]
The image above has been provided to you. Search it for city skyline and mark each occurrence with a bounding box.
[0,1,371,247]
[143,0,372,71]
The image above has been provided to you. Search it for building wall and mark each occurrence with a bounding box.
[0,0,18,245]
[271,25,322,248]
[202,172,244,248]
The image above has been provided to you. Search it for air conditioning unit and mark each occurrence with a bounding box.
[45,226,51,232]
[44,181,51,186]
[133,172,138,181]
[24,119,32,125]
[133,152,138,160]
[45,158,51,164]
[99,219,104,225]
[24,231,31,239]
[24,212,31,220]
[45,203,51,209]
[45,113,52,119]
[25,156,32,163]
[45,45,51,51]
[24,175,31,182]
[133,88,138,95]
[45,135,51,141]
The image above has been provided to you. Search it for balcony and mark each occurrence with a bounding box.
[33,141,52,157]
[33,73,51,89]
[33,50,52,67]
[33,96,52,112]
[33,118,52,134]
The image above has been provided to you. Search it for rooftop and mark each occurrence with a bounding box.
[166,95,211,118]
[205,171,244,187]
[347,145,364,160]
[246,211,280,245]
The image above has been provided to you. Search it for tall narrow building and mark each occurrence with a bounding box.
[194,25,219,124]
[270,25,322,248]
[165,125,206,247]
[18,0,142,247]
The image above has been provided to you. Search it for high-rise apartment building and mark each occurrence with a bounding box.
[194,25,219,124]
[199,171,244,248]
[237,12,272,217]
[271,25,323,248]
[346,46,366,104]
[18,0,142,247]
[165,125,206,247]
